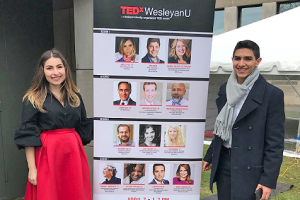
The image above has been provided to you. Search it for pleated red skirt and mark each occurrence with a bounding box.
[24,128,92,200]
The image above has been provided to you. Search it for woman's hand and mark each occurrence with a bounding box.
[28,167,37,185]
[25,147,37,185]
[129,48,136,58]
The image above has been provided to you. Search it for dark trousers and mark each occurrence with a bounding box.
[216,146,231,200]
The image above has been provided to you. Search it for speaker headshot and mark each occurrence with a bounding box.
[139,124,161,147]
[164,125,185,147]
[141,38,164,63]
[115,37,139,62]
[114,124,135,146]
[123,163,146,184]
[140,82,161,106]
[168,39,191,64]
[149,164,169,184]
[173,164,194,185]
[113,81,136,105]
[102,164,121,184]
[166,83,189,106]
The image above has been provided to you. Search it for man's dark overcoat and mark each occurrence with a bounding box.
[204,75,285,200]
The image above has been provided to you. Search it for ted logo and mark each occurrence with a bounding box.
[120,6,143,15]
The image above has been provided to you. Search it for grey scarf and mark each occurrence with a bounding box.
[214,67,260,141]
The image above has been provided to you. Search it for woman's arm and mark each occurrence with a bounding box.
[25,147,37,185]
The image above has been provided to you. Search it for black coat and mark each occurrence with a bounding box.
[204,75,285,200]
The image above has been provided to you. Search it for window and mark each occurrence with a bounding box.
[278,1,300,13]
[239,6,262,27]
[213,10,224,35]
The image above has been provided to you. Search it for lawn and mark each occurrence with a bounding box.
[201,144,300,199]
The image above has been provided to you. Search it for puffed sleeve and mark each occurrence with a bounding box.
[14,99,42,150]
[75,94,93,145]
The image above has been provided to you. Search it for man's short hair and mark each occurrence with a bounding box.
[233,40,260,59]
[118,81,131,90]
[117,124,130,133]
[143,82,157,91]
[147,38,160,48]
[153,164,165,172]
[106,164,117,176]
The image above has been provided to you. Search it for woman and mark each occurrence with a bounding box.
[139,125,161,147]
[123,164,145,184]
[116,37,139,62]
[165,125,185,147]
[168,39,191,64]
[14,49,93,200]
[173,164,194,185]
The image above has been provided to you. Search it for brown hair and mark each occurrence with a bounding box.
[23,49,80,113]
[117,124,131,133]
[143,82,157,91]
[176,164,192,183]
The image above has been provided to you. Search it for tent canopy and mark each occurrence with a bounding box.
[210,7,300,75]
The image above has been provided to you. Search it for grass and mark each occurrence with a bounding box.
[201,144,300,199]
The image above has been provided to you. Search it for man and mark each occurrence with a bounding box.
[202,40,285,200]
[113,81,136,105]
[123,164,145,184]
[141,38,164,63]
[140,82,161,105]
[102,164,121,184]
[166,83,188,106]
[115,124,135,146]
[149,164,169,184]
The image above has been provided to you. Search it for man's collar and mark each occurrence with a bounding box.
[147,53,160,63]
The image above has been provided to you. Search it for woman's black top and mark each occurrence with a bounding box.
[14,91,93,149]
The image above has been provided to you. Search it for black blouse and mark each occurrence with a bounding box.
[14,91,93,149]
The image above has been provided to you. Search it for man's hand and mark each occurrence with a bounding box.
[256,184,272,200]
[202,161,211,171]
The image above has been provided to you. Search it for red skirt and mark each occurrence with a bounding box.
[24,128,92,200]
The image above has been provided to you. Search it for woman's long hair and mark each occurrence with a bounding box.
[166,125,185,146]
[176,164,192,183]
[139,124,161,146]
[23,49,80,113]
[119,38,136,61]
[169,39,191,61]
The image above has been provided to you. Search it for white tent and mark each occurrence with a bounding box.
[210,6,300,75]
